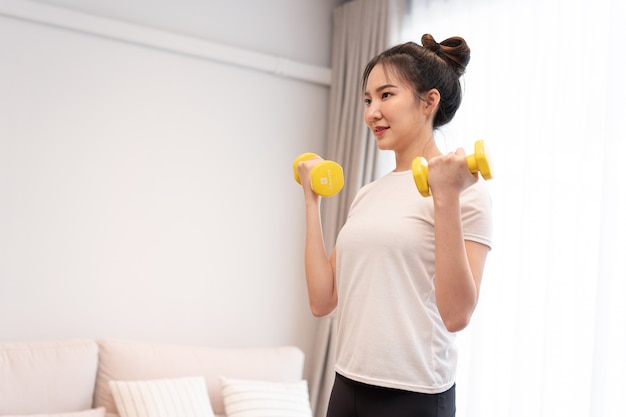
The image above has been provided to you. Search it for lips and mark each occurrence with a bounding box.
[373,126,389,137]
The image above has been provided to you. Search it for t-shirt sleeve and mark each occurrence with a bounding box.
[460,179,493,249]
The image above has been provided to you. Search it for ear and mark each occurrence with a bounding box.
[422,88,441,116]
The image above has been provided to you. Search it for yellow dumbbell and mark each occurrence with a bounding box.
[412,140,493,197]
[293,153,344,197]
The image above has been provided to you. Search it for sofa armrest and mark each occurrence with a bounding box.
[0,339,98,415]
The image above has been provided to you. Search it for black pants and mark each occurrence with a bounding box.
[326,373,456,417]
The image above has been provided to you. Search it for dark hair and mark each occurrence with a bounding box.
[361,34,471,129]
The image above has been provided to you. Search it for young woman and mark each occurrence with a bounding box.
[297,34,492,417]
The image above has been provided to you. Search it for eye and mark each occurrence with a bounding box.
[364,98,371,106]
[381,92,392,99]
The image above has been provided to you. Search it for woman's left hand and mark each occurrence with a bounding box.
[427,148,478,199]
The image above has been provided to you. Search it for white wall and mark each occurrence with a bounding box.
[28,0,339,67]
[0,0,343,380]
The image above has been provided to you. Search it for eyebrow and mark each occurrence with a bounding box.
[364,84,399,96]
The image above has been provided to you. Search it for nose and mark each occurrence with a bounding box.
[364,102,382,124]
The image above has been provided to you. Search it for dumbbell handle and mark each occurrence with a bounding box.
[412,140,493,197]
[293,153,344,197]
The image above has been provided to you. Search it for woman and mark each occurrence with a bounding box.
[297,34,492,417]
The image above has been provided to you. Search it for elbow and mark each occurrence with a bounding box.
[437,293,478,332]
[442,314,471,333]
[309,296,337,318]
[311,307,330,318]
[439,305,475,332]
[310,304,334,318]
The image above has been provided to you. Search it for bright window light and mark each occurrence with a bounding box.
[392,1,626,416]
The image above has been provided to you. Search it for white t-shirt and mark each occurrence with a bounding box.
[334,170,493,394]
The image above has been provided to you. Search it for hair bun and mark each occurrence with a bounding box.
[421,34,471,76]
[421,34,441,53]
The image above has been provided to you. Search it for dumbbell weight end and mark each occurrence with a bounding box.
[466,139,493,180]
[412,157,431,197]
[310,160,344,197]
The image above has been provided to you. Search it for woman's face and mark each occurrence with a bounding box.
[363,64,429,154]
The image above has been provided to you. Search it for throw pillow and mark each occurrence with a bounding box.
[109,376,215,417]
[0,407,105,417]
[220,377,312,417]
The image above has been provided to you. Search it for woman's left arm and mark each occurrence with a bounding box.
[429,149,490,332]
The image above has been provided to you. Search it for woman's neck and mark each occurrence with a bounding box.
[394,135,441,172]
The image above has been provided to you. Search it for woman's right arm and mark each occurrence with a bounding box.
[297,160,338,317]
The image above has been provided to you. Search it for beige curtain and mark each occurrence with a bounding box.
[307,1,405,416]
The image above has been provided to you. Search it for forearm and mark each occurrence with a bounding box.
[303,198,337,317]
[433,195,477,332]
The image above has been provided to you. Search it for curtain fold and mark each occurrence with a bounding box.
[307,1,405,416]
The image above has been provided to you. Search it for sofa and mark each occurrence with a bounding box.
[0,338,313,417]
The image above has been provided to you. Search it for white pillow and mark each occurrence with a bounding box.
[109,376,215,417]
[220,377,312,417]
[0,408,105,417]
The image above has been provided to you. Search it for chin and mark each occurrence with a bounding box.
[375,139,391,151]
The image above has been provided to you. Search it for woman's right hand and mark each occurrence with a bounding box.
[296,156,324,200]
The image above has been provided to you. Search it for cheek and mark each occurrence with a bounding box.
[410,105,427,125]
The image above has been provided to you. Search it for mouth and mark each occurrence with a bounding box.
[373,126,389,137]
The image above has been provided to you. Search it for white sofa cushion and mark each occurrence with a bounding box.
[0,339,99,415]
[109,377,214,417]
[220,377,313,417]
[94,339,305,416]
[0,407,105,417]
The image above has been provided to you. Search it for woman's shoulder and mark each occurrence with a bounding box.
[461,178,491,202]
[460,179,493,230]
